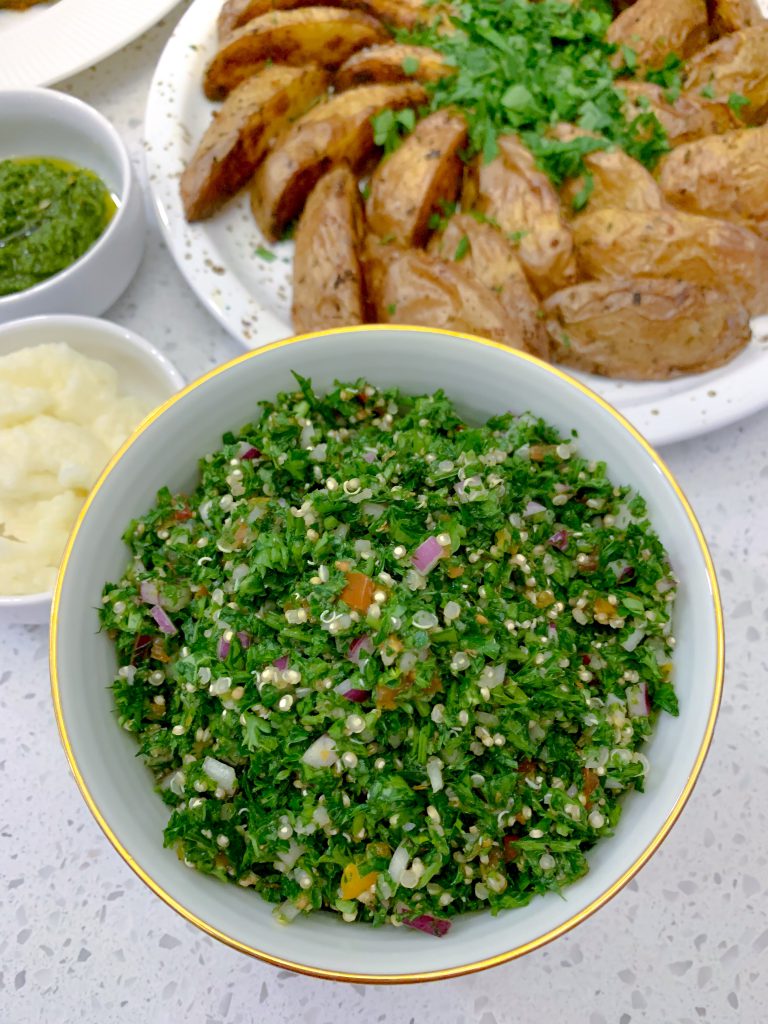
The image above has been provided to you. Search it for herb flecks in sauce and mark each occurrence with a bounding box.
[102,379,678,931]
[394,0,670,187]
[0,157,115,297]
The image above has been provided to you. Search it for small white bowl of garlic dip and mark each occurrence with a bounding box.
[0,315,184,625]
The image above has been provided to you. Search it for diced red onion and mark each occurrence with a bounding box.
[404,915,451,938]
[362,451,376,463]
[217,635,230,660]
[388,845,409,884]
[150,605,176,636]
[549,530,569,551]
[237,631,251,649]
[140,580,159,605]
[342,688,370,703]
[348,635,374,665]
[202,756,236,792]
[274,655,289,670]
[524,500,546,518]
[626,682,650,718]
[412,536,444,574]
[239,444,261,460]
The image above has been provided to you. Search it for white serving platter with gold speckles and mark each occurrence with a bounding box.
[144,0,768,447]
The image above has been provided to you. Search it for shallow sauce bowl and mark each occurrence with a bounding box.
[51,327,723,981]
[0,88,145,323]
[0,314,184,625]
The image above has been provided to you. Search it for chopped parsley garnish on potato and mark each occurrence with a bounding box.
[395,0,670,186]
[101,378,678,932]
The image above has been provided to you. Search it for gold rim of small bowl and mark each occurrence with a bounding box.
[50,325,724,983]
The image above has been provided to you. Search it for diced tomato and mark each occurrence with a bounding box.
[340,571,375,612]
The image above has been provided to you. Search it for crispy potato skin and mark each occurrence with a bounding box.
[684,24,768,124]
[619,80,737,143]
[366,110,467,247]
[251,81,426,239]
[364,238,523,344]
[543,278,751,379]
[464,135,578,297]
[334,43,451,90]
[292,165,366,331]
[427,213,550,359]
[708,0,765,37]
[607,0,709,69]
[218,0,432,38]
[658,125,768,236]
[560,147,666,215]
[181,65,329,221]
[204,7,387,100]
[572,206,768,315]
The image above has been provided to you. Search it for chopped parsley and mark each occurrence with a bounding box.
[254,245,277,262]
[102,379,678,932]
[453,235,470,261]
[372,107,418,156]
[393,0,670,186]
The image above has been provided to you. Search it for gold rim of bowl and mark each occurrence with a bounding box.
[50,325,724,984]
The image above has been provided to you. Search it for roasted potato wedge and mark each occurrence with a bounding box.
[560,147,665,215]
[292,165,366,331]
[607,0,709,69]
[620,80,737,143]
[204,7,387,100]
[708,0,765,37]
[427,213,549,359]
[684,24,768,124]
[364,237,522,344]
[218,0,433,38]
[181,65,329,221]
[251,82,426,239]
[464,134,578,297]
[543,278,751,379]
[334,43,452,90]
[658,125,768,237]
[366,109,467,247]
[572,207,768,315]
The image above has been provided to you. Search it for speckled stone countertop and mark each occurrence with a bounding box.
[2,6,768,1022]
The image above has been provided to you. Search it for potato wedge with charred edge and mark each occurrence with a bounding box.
[707,0,765,37]
[204,7,387,101]
[366,109,467,247]
[218,0,433,39]
[658,125,768,237]
[181,65,329,222]
[292,165,366,331]
[619,80,738,144]
[251,82,426,240]
[607,0,709,69]
[335,43,452,91]
[364,237,521,344]
[684,24,768,124]
[572,207,768,316]
[464,134,578,297]
[543,278,751,380]
[427,213,549,359]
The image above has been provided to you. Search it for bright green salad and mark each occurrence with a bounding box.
[101,378,678,935]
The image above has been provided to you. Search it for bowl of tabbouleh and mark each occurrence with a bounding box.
[51,326,722,982]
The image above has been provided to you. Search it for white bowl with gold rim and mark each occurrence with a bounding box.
[51,326,722,982]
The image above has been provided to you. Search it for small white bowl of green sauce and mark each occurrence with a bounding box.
[0,88,145,323]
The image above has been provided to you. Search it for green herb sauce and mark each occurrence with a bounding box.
[101,379,678,932]
[0,157,116,297]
